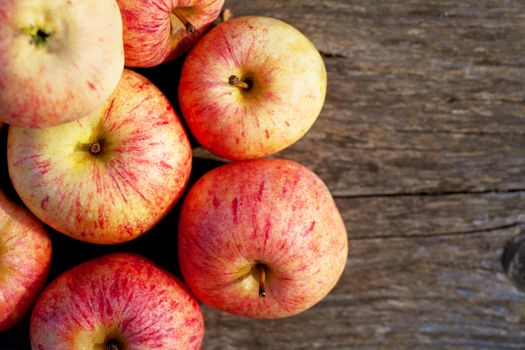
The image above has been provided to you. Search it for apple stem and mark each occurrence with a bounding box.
[221,8,234,22]
[172,8,196,35]
[106,344,119,350]
[228,75,251,90]
[90,141,102,155]
[257,264,267,298]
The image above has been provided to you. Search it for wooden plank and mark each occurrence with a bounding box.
[201,192,525,349]
[339,191,525,239]
[203,0,525,196]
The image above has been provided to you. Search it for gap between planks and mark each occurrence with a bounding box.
[349,221,525,242]
[333,188,525,199]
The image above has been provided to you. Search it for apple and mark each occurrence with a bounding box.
[178,16,327,160]
[0,189,51,331]
[31,253,204,349]
[7,69,192,245]
[0,0,124,128]
[178,158,348,318]
[116,0,225,67]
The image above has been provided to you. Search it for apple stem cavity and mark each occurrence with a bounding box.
[172,8,196,35]
[105,339,122,350]
[256,263,267,298]
[22,26,52,47]
[89,141,102,155]
[228,75,252,90]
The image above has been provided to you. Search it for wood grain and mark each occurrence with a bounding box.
[339,191,525,239]
[197,0,525,197]
[198,0,525,349]
[202,193,525,350]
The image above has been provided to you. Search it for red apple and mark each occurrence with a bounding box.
[0,189,51,331]
[178,158,348,318]
[178,16,327,160]
[7,69,192,244]
[116,0,225,67]
[0,0,124,128]
[31,253,203,349]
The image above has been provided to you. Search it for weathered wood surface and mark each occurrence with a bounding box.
[195,0,525,197]
[198,0,525,349]
[1,0,525,349]
[202,193,525,349]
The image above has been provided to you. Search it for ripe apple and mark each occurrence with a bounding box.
[31,253,203,349]
[0,189,51,331]
[178,158,348,318]
[7,69,192,245]
[0,0,124,128]
[116,0,225,67]
[178,16,327,160]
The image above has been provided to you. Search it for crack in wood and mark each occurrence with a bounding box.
[396,129,525,137]
[349,221,525,241]
[318,50,347,59]
[333,188,525,199]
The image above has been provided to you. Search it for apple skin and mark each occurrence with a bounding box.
[116,0,224,67]
[178,16,327,160]
[30,253,204,349]
[0,189,51,332]
[178,158,348,318]
[7,69,192,244]
[0,0,124,128]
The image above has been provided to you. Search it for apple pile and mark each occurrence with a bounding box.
[0,1,347,349]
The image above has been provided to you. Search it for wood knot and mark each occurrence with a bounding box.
[502,231,525,292]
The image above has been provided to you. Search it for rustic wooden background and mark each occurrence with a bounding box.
[198,1,525,349]
[1,0,525,349]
